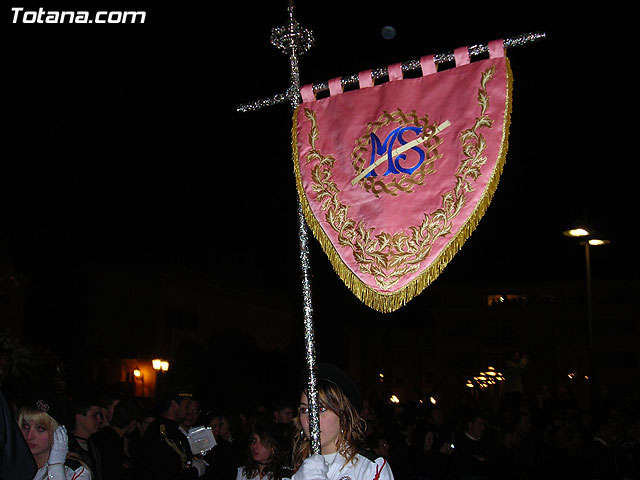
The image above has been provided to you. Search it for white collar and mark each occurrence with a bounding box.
[465,431,480,441]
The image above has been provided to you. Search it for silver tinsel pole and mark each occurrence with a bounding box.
[239,1,321,455]
[237,31,545,113]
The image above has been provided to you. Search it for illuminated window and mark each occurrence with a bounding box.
[487,294,528,307]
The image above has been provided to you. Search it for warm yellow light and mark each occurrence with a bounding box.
[565,228,589,237]
[161,361,169,372]
[466,382,474,388]
[430,396,437,405]
[133,368,142,378]
[152,359,162,370]
[588,238,610,246]
[390,395,399,404]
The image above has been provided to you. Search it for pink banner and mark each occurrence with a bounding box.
[293,40,512,312]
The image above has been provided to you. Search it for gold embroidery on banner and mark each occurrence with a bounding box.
[302,65,499,292]
[351,109,443,197]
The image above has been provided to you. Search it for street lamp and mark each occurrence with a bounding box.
[562,223,610,349]
[132,367,145,397]
[153,358,170,372]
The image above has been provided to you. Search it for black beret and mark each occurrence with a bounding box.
[26,391,69,427]
[299,363,363,412]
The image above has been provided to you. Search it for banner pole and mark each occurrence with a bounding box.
[281,4,322,456]
[241,1,322,455]
[237,31,545,113]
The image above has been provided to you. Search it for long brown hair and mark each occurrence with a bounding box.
[292,380,366,472]
[242,417,289,480]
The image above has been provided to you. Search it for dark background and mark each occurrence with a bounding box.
[3,3,636,381]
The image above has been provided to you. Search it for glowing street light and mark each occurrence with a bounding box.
[470,366,506,389]
[563,227,590,238]
[562,221,593,239]
[562,222,610,349]
[153,358,170,372]
[585,238,610,247]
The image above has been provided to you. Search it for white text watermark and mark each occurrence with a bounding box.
[11,7,146,24]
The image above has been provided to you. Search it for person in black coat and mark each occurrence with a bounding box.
[0,389,37,480]
[452,411,493,480]
[137,390,207,480]
[91,397,141,480]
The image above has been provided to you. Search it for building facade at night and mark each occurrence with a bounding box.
[4,265,637,411]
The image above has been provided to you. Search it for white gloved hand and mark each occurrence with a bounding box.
[296,454,329,480]
[48,425,69,465]
[191,458,206,477]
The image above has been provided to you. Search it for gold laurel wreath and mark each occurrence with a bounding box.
[292,61,512,312]
[351,109,442,197]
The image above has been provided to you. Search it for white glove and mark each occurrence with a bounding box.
[48,425,68,465]
[296,454,329,480]
[191,458,206,477]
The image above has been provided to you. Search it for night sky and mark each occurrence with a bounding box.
[4,3,637,331]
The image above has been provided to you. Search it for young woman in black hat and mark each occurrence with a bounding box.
[18,397,91,480]
[292,364,394,480]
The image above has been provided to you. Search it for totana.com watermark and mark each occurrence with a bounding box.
[11,7,146,23]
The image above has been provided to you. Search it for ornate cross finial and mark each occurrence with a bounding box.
[237,2,314,112]
[270,1,315,57]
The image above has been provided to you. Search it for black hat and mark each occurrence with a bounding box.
[26,391,69,427]
[299,363,363,412]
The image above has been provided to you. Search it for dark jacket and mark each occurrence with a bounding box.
[138,416,199,480]
[68,434,103,480]
[0,390,37,480]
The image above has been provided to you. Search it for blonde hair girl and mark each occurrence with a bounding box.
[18,399,91,480]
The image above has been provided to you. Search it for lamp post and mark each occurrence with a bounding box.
[133,366,145,397]
[562,224,610,349]
[563,223,610,411]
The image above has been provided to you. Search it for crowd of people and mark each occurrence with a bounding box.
[1,363,639,480]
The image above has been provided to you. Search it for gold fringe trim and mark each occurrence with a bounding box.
[291,58,514,313]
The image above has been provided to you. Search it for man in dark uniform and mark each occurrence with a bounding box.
[68,396,104,480]
[138,389,206,480]
[453,410,493,480]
